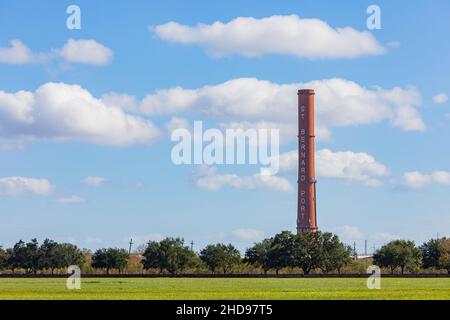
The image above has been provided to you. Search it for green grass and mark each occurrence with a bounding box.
[0,278,449,300]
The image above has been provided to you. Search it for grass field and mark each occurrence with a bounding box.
[0,278,449,300]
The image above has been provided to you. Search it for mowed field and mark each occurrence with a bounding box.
[0,278,449,300]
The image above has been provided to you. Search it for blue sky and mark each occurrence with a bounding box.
[0,0,449,254]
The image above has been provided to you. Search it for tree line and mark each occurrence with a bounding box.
[1,232,449,274]
[0,239,84,274]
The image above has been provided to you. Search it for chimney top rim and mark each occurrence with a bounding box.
[298,89,315,95]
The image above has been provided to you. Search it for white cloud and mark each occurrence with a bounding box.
[316,149,388,187]
[376,85,424,132]
[83,176,106,187]
[141,87,198,115]
[370,232,401,243]
[54,195,86,204]
[276,148,388,187]
[0,39,112,66]
[433,171,450,184]
[101,93,138,112]
[400,170,450,191]
[55,38,113,65]
[153,15,385,59]
[401,171,432,190]
[54,237,77,245]
[193,165,293,192]
[0,82,161,146]
[433,93,448,104]
[84,237,103,244]
[337,225,364,239]
[130,234,165,245]
[164,116,191,135]
[219,120,296,145]
[232,228,265,242]
[0,89,35,123]
[0,78,424,150]
[139,78,425,140]
[0,176,52,196]
[0,40,34,64]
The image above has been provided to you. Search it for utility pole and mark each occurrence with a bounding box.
[353,241,357,260]
[190,240,194,252]
[128,238,133,255]
[365,240,368,256]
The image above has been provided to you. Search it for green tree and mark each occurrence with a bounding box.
[56,243,85,269]
[267,231,295,274]
[244,239,273,274]
[318,232,352,274]
[200,243,241,274]
[141,241,163,272]
[438,239,450,274]
[373,240,421,274]
[39,239,60,274]
[291,231,322,275]
[142,238,198,275]
[8,239,42,274]
[6,240,27,273]
[160,238,197,275]
[91,248,129,274]
[420,237,446,270]
[0,246,6,270]
[24,239,42,274]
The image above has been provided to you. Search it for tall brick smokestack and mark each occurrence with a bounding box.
[297,89,317,233]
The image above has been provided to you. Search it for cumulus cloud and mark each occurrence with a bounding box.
[56,38,113,65]
[54,195,86,204]
[400,171,450,191]
[370,232,401,243]
[232,228,265,242]
[191,148,387,191]
[83,176,106,187]
[0,176,52,196]
[433,93,448,104]
[101,93,138,112]
[153,15,384,59]
[0,40,34,64]
[130,233,165,245]
[0,82,161,146]
[0,39,112,66]
[139,78,425,140]
[193,165,294,192]
[337,225,364,239]
[276,148,388,187]
[0,78,424,150]
[316,149,388,187]
[164,116,191,135]
[141,87,198,115]
[84,237,103,245]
